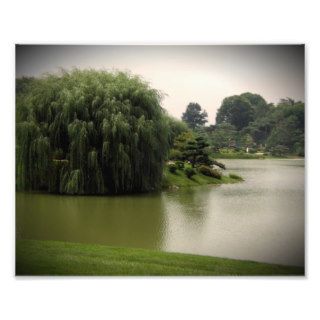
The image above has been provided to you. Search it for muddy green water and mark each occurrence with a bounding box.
[16,159,305,266]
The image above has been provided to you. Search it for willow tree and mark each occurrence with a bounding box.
[16,69,169,194]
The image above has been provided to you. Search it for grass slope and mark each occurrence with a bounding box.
[162,167,241,189]
[211,152,265,159]
[211,153,304,159]
[16,240,304,276]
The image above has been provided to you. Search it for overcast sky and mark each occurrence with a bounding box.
[16,45,304,124]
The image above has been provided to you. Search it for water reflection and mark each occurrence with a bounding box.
[16,193,167,250]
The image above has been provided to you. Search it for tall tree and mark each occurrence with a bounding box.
[266,100,304,154]
[16,69,170,195]
[165,115,188,148]
[279,97,297,107]
[240,92,270,119]
[207,123,237,150]
[216,95,253,130]
[182,102,208,129]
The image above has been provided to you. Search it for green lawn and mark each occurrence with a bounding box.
[16,239,304,276]
[211,152,265,159]
[211,152,304,160]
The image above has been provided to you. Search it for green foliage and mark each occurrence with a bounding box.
[171,131,194,154]
[175,161,185,170]
[198,166,222,179]
[166,115,188,147]
[182,102,208,129]
[266,101,304,154]
[184,167,196,179]
[183,139,198,167]
[193,135,211,165]
[16,69,169,194]
[210,92,304,156]
[293,142,304,157]
[211,151,264,159]
[61,169,85,195]
[198,165,212,176]
[269,145,290,157]
[16,121,42,190]
[216,95,253,130]
[208,123,237,150]
[168,163,178,173]
[246,116,273,145]
[169,131,194,162]
[210,169,222,179]
[171,131,212,167]
[211,159,226,170]
[163,164,241,189]
[240,92,270,119]
[229,173,243,180]
[168,148,183,160]
[239,133,255,148]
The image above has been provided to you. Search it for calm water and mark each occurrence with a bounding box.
[16,159,305,266]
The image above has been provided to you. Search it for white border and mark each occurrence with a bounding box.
[1,1,319,320]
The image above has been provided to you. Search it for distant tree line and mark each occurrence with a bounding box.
[177,93,304,157]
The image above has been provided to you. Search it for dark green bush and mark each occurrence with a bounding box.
[16,69,170,195]
[169,148,183,160]
[198,165,212,177]
[198,165,222,179]
[168,163,178,173]
[297,149,304,157]
[269,145,289,157]
[211,169,222,179]
[229,173,243,180]
[175,161,185,170]
[211,159,226,170]
[185,167,196,179]
[293,142,304,157]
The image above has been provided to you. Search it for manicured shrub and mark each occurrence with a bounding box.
[184,167,196,179]
[168,163,178,173]
[198,165,222,179]
[211,159,226,170]
[211,169,222,179]
[198,165,212,177]
[169,148,183,160]
[175,161,185,170]
[229,173,243,180]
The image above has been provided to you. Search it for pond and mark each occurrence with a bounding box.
[16,159,305,266]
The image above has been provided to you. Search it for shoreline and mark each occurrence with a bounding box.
[212,154,305,160]
[162,167,243,190]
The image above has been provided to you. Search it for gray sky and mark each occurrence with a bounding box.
[16,45,304,124]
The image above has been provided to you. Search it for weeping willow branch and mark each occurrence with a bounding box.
[16,69,169,194]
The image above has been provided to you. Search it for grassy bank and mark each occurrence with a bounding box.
[162,166,242,189]
[16,239,304,276]
[211,152,265,159]
[211,152,305,160]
